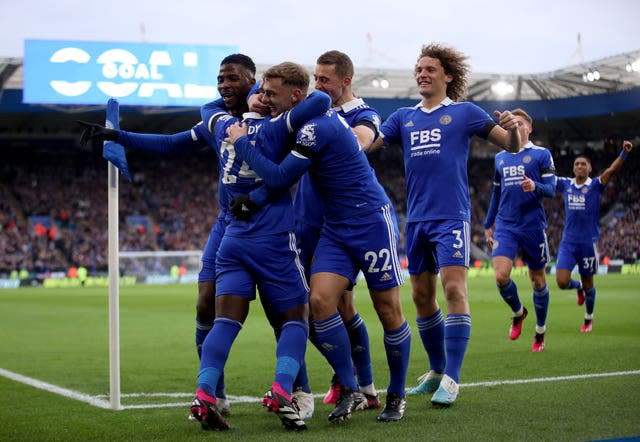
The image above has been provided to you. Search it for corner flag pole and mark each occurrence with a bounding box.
[107,162,121,410]
[105,99,121,410]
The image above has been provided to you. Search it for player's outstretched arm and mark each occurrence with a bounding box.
[600,140,634,185]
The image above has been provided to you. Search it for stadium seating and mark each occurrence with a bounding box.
[0,138,638,278]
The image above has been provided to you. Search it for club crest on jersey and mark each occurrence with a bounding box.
[404,120,414,128]
[298,123,317,147]
[523,155,532,164]
[439,114,452,125]
[581,186,589,194]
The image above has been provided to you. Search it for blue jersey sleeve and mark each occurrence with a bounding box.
[534,150,556,198]
[556,176,570,193]
[379,109,404,145]
[535,174,557,198]
[117,129,206,154]
[234,136,311,189]
[484,182,501,229]
[287,91,331,130]
[200,98,229,132]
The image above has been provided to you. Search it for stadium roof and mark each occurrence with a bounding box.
[347,49,640,101]
[1,50,639,147]
[2,49,640,101]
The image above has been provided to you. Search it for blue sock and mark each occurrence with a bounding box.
[566,279,582,290]
[443,314,471,383]
[533,285,550,328]
[383,321,411,397]
[292,319,313,393]
[275,321,308,395]
[585,287,596,316]
[292,360,311,393]
[416,309,445,374]
[346,313,373,387]
[195,318,213,360]
[498,279,522,313]
[198,317,242,395]
[314,313,357,391]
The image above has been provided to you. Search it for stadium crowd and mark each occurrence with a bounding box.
[0,135,638,278]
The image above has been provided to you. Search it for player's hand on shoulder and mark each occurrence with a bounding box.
[225,122,248,145]
[230,194,259,221]
[76,120,118,147]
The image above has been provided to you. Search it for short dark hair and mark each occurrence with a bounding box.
[220,53,256,76]
[316,50,354,78]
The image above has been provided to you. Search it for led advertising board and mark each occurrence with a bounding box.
[23,40,238,106]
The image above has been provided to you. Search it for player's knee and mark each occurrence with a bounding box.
[555,276,569,289]
[494,269,511,287]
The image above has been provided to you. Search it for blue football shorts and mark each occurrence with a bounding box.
[406,219,471,275]
[492,227,550,271]
[311,204,403,291]
[216,231,309,313]
[556,240,598,276]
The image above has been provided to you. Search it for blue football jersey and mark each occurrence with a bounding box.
[296,110,391,221]
[556,176,604,243]
[492,142,555,230]
[293,97,381,228]
[380,98,494,222]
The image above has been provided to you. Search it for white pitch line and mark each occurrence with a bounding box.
[2,368,639,411]
[0,368,112,409]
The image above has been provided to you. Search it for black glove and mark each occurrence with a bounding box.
[77,120,119,147]
[230,194,259,221]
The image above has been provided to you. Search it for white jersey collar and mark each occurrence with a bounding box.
[242,111,265,120]
[571,176,592,188]
[334,97,365,113]
[417,96,454,114]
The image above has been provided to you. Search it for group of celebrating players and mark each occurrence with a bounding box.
[78,42,633,431]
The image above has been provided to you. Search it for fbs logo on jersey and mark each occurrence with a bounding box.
[379,272,392,282]
[298,123,317,147]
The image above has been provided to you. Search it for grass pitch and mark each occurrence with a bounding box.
[1,273,639,441]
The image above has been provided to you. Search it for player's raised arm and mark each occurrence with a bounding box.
[600,140,634,185]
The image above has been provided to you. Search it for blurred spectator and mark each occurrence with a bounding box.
[0,138,637,277]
